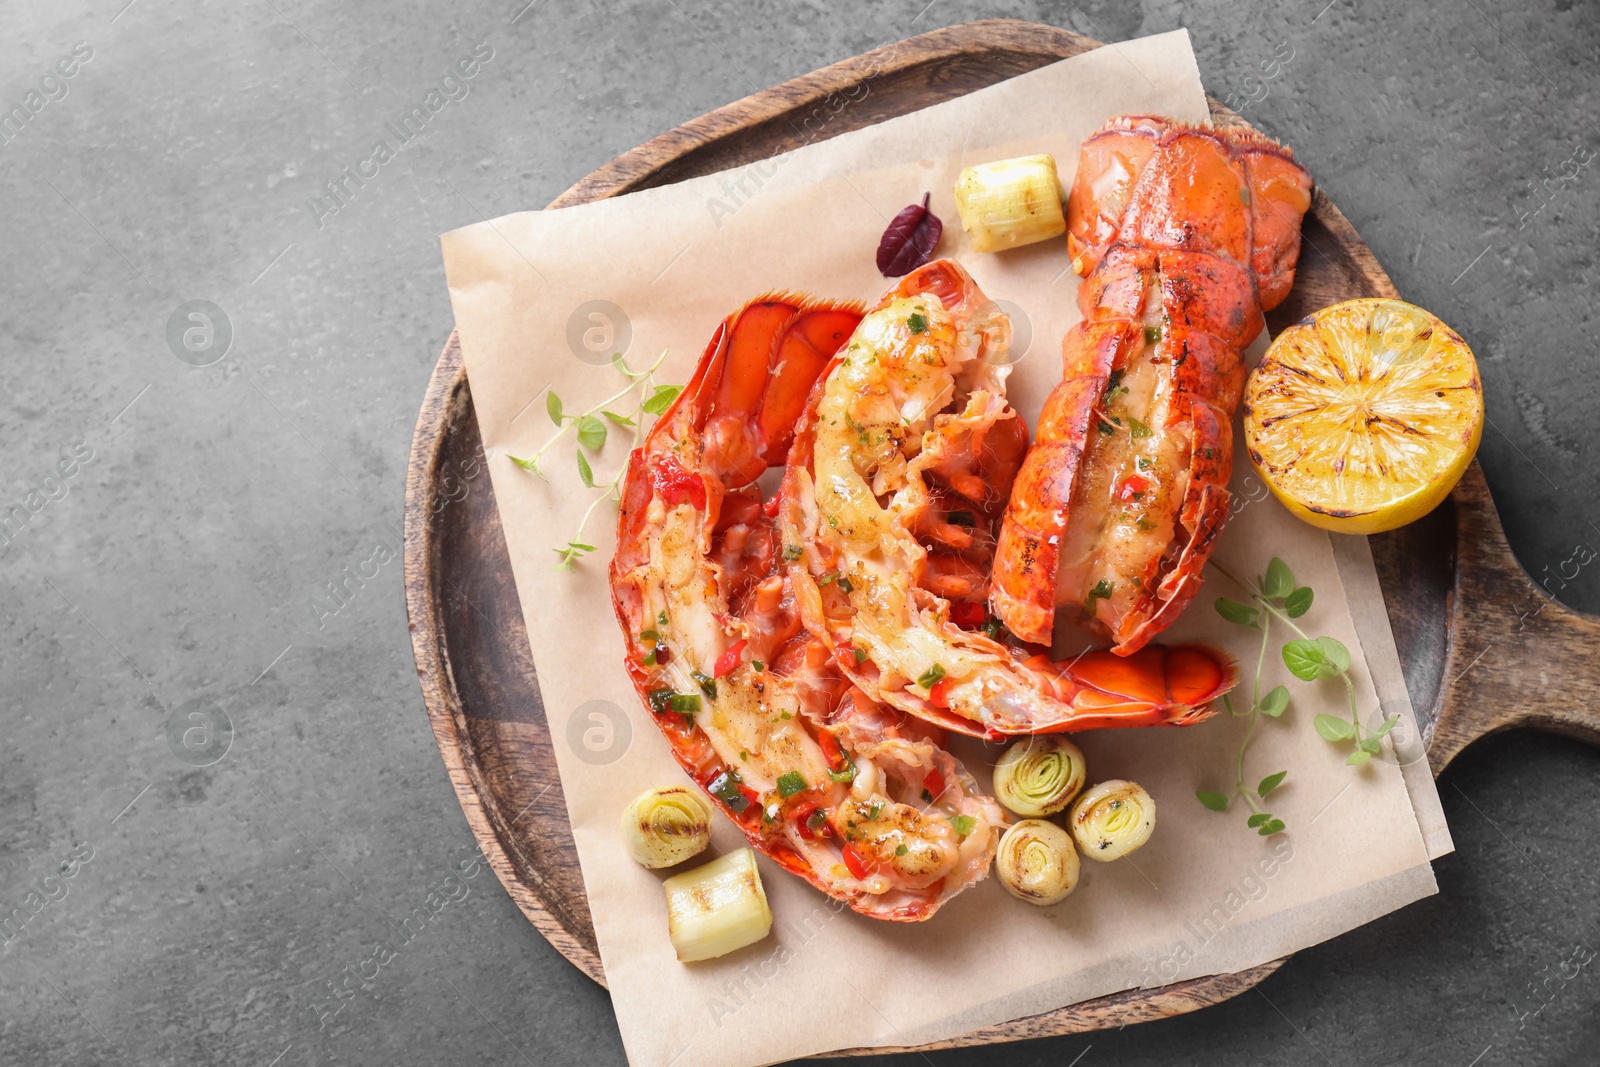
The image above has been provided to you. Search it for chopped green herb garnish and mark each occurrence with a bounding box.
[837,577,853,593]
[895,843,908,856]
[853,647,868,664]
[867,801,884,820]
[776,771,808,797]
[1097,420,1116,435]
[950,815,975,836]
[982,617,1005,641]
[639,629,659,642]
[669,693,702,714]
[907,311,928,334]
[657,610,668,627]
[690,670,717,699]
[641,650,657,666]
[752,660,765,672]
[916,663,946,689]
[780,711,792,720]
[782,543,803,561]
[1136,457,1152,471]
[1129,417,1153,439]
[828,757,857,784]
[806,809,829,833]
[739,751,748,761]
[647,688,674,715]
[920,789,932,802]
[818,572,837,586]
[1144,325,1162,345]
[708,770,747,812]
[1136,516,1158,532]
[1086,579,1114,609]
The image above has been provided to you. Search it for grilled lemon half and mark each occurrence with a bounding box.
[1244,298,1483,535]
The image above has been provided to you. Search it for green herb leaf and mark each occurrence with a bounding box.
[1284,585,1314,618]
[1316,636,1351,674]
[1257,770,1287,797]
[782,543,803,561]
[950,814,976,836]
[642,384,683,415]
[1283,638,1332,680]
[1358,736,1384,755]
[1258,685,1290,717]
[1314,713,1355,741]
[708,770,746,811]
[1096,420,1116,435]
[853,647,867,664]
[1373,713,1401,738]
[1263,557,1295,599]
[895,843,908,856]
[546,391,564,426]
[1259,818,1285,835]
[576,449,595,488]
[751,660,765,672]
[669,693,702,714]
[907,311,928,334]
[647,688,674,715]
[1086,579,1114,608]
[867,801,884,820]
[1215,597,1258,627]
[916,663,946,689]
[1196,790,1230,812]
[602,410,636,427]
[1247,812,1270,828]
[776,771,808,798]
[1346,749,1373,766]
[1128,417,1153,439]
[508,453,540,473]
[690,669,717,699]
[1143,325,1162,345]
[577,415,607,451]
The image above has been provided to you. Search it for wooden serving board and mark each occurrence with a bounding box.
[403,19,1600,1054]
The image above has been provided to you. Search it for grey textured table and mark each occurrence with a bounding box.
[3,1,1597,1064]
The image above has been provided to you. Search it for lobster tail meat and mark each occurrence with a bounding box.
[779,259,1239,739]
[992,116,1312,654]
[611,293,1009,923]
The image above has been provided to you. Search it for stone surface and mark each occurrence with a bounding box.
[1,1,1597,1065]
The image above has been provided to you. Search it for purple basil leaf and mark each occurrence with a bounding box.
[876,193,943,277]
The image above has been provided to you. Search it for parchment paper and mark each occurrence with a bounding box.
[440,31,1451,1067]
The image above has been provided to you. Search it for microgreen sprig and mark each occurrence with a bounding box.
[505,351,682,570]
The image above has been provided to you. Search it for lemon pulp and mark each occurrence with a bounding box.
[1243,298,1483,535]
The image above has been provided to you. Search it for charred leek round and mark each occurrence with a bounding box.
[662,847,772,962]
[1070,779,1156,862]
[621,786,713,869]
[996,818,1080,905]
[992,736,1087,817]
[953,154,1067,254]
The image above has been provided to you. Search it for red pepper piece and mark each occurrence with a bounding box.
[792,799,833,840]
[843,843,873,880]
[928,678,952,709]
[713,639,748,678]
[1118,474,1151,501]
[923,767,947,800]
[652,454,707,510]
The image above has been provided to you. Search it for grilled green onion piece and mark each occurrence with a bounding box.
[662,848,772,962]
[992,736,1087,818]
[996,819,1080,905]
[953,154,1067,253]
[620,786,713,869]
[1069,779,1156,861]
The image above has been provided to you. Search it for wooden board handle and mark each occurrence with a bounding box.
[1423,463,1600,769]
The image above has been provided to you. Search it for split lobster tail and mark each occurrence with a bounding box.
[992,115,1313,654]
[611,292,1009,923]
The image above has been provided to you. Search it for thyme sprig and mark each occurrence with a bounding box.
[505,350,681,570]
[1197,556,1402,836]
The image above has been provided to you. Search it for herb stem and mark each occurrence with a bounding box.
[523,350,670,471]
